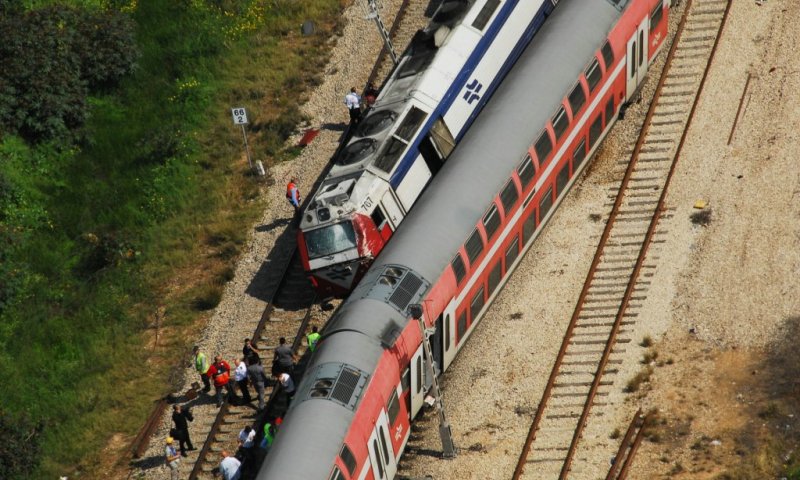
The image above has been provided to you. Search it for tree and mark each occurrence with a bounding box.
[0,5,139,142]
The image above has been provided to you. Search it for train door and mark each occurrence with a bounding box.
[380,191,404,229]
[409,346,425,418]
[625,17,650,101]
[432,314,443,375]
[418,117,455,175]
[442,300,457,370]
[367,409,398,480]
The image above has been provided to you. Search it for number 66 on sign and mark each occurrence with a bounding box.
[231,107,248,125]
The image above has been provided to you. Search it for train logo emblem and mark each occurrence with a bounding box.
[462,79,483,104]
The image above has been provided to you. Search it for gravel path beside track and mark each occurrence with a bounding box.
[130,1,432,478]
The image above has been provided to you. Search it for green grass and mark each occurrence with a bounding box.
[0,0,344,477]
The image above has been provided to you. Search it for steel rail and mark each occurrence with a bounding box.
[616,411,654,480]
[510,1,697,475]
[604,409,643,480]
[187,250,304,480]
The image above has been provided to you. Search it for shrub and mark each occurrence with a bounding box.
[0,409,44,479]
[0,5,139,142]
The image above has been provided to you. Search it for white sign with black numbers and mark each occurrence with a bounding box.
[231,107,248,125]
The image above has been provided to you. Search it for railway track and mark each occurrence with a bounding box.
[186,250,316,480]
[135,2,424,478]
[512,0,732,478]
[604,409,653,480]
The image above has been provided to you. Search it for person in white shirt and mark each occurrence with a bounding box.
[219,450,241,480]
[276,371,296,399]
[344,87,362,125]
[237,425,257,464]
[233,357,251,404]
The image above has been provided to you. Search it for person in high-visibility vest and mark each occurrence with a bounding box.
[260,422,276,451]
[306,326,321,353]
[192,345,211,393]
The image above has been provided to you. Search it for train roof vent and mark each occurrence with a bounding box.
[389,272,423,312]
[360,265,430,316]
[297,363,368,411]
[330,367,362,405]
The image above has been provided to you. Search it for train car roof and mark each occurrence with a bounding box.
[372,0,624,279]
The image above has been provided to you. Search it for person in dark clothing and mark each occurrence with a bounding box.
[171,404,195,456]
[243,338,261,365]
[247,357,267,411]
[272,337,295,376]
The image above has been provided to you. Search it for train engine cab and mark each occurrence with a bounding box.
[297,168,408,297]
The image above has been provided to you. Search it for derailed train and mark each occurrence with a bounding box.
[263,0,670,478]
[298,0,560,297]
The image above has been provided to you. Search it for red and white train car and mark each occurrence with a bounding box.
[259,1,669,479]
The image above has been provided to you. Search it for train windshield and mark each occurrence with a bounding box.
[305,222,357,259]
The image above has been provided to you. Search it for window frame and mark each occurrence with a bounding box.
[601,40,615,71]
[650,3,664,33]
[551,106,569,141]
[340,444,357,477]
[482,205,501,241]
[500,179,519,214]
[585,57,602,93]
[534,131,553,167]
[568,82,587,117]
[470,286,485,321]
[465,229,484,265]
[471,0,501,31]
[517,155,536,188]
[539,186,554,222]
[451,253,466,284]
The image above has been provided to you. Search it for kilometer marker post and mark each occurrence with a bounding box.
[231,107,254,172]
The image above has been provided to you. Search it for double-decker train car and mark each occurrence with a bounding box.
[263,0,669,478]
[298,0,561,297]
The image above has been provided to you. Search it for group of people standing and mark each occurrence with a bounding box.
[165,330,322,478]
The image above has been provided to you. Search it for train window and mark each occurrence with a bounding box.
[445,314,451,350]
[500,179,519,214]
[451,253,466,284]
[373,439,385,478]
[375,138,407,173]
[387,390,401,425]
[371,207,387,229]
[336,138,378,166]
[329,467,345,480]
[605,97,615,127]
[465,229,484,264]
[398,46,437,79]
[573,139,587,170]
[395,107,427,141]
[402,368,410,392]
[552,106,569,141]
[539,186,553,221]
[416,356,422,393]
[379,427,391,465]
[483,205,501,241]
[340,444,357,476]
[589,115,603,149]
[356,110,397,137]
[556,163,570,198]
[457,312,467,341]
[568,83,586,117]
[601,41,614,70]
[585,58,602,93]
[470,287,485,321]
[517,155,535,188]
[488,262,502,297]
[430,117,456,159]
[505,237,520,271]
[472,0,501,31]
[534,132,553,167]
[650,3,663,33]
[522,206,537,243]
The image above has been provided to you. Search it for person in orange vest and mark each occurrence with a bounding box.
[207,356,235,407]
[286,177,301,214]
